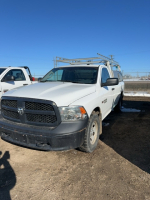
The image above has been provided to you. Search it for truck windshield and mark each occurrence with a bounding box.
[0,68,6,75]
[41,67,98,84]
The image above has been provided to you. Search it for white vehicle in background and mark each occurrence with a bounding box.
[0,54,124,153]
[0,66,36,98]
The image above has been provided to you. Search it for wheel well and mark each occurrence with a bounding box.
[92,107,102,135]
[92,107,101,116]
[121,91,123,96]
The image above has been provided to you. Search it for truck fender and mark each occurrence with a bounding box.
[91,108,102,135]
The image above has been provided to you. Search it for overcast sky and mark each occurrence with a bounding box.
[0,0,150,77]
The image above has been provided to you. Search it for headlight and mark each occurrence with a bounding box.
[58,106,88,121]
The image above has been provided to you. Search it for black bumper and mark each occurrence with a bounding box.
[0,115,88,151]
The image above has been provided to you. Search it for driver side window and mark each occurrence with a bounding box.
[101,68,110,84]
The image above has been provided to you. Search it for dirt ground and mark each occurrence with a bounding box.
[0,96,150,200]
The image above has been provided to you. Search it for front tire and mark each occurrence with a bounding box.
[79,111,100,153]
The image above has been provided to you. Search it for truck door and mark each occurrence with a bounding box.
[1,69,28,95]
[100,67,114,119]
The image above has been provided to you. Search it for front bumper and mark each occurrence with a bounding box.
[0,115,88,151]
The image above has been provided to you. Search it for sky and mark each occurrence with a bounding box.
[0,0,150,77]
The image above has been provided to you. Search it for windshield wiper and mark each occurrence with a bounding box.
[71,81,85,84]
[61,80,86,84]
[40,80,59,82]
[40,80,47,82]
[40,80,86,84]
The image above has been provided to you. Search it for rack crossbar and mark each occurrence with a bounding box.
[54,53,121,72]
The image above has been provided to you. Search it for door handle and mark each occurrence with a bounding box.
[23,84,28,86]
[112,88,115,91]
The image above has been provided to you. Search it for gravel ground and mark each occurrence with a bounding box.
[0,96,150,200]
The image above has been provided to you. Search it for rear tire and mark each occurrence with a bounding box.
[79,111,100,153]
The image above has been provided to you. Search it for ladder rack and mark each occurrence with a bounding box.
[54,53,121,72]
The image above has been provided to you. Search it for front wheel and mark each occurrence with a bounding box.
[79,111,100,153]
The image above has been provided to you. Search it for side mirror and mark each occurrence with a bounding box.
[1,75,15,82]
[101,78,118,87]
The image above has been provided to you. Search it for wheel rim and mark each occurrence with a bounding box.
[90,121,98,145]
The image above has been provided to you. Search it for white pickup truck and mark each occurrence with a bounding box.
[0,66,36,98]
[0,55,124,153]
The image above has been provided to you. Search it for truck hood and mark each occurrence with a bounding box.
[3,82,96,106]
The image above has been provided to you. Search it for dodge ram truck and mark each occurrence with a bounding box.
[0,55,124,152]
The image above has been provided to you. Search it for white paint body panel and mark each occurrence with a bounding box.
[3,82,96,107]
[2,65,124,120]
